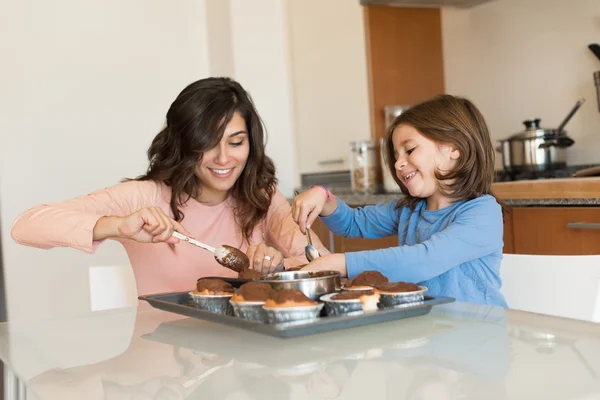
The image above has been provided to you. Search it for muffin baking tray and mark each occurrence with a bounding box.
[139,290,455,338]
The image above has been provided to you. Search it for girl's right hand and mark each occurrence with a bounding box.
[94,207,193,244]
[291,187,331,233]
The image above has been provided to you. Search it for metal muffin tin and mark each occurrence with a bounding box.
[139,290,455,338]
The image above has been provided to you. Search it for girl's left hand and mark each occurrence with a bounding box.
[246,243,284,274]
[301,254,348,277]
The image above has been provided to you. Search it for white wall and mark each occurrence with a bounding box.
[185,0,299,196]
[0,0,211,320]
[0,0,303,321]
[205,0,235,78]
[442,0,600,169]
[229,0,299,196]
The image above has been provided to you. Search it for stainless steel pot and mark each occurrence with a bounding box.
[498,119,573,174]
[497,99,584,174]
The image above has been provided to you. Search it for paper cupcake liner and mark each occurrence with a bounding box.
[262,303,324,325]
[189,292,234,315]
[230,301,268,323]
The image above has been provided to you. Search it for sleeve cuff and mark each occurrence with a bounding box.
[74,214,106,253]
[319,197,350,229]
[345,251,366,279]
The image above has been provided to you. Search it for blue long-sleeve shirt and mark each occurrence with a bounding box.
[320,195,507,307]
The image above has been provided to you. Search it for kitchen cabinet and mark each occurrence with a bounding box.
[310,205,591,256]
[287,0,371,174]
[508,207,600,255]
[364,6,445,183]
[290,5,446,176]
[502,210,515,254]
[493,178,600,255]
[364,6,445,144]
[333,235,397,253]
[313,213,514,255]
[311,216,400,254]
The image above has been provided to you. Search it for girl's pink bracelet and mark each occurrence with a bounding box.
[310,185,331,200]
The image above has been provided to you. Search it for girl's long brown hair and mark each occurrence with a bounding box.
[384,94,505,211]
[132,77,276,243]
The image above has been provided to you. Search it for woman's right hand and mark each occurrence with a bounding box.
[291,186,334,233]
[93,207,193,244]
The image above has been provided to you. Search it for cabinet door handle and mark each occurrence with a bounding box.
[318,159,344,166]
[566,222,600,230]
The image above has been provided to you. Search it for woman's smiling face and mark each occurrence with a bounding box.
[195,112,250,204]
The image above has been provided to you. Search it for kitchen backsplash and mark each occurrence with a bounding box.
[300,163,600,196]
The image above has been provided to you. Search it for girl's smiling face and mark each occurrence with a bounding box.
[392,124,460,210]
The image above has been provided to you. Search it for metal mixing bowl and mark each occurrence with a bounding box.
[259,271,341,300]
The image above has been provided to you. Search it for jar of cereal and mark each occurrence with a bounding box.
[350,140,376,194]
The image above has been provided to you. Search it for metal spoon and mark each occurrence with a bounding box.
[172,231,215,252]
[305,227,321,261]
[172,231,250,272]
[294,190,321,261]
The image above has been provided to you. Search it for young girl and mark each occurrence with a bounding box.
[12,77,328,296]
[292,95,507,306]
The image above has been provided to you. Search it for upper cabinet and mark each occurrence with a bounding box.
[287,3,447,177]
[364,6,445,145]
[287,0,372,174]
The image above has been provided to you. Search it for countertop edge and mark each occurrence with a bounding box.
[333,194,600,207]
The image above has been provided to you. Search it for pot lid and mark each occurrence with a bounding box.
[508,119,555,140]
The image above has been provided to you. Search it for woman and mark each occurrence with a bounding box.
[12,77,328,295]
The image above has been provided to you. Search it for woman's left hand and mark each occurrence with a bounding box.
[246,243,284,274]
[301,254,348,277]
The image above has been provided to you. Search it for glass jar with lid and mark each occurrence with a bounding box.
[350,140,376,194]
[381,105,410,193]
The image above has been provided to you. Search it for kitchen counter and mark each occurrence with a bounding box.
[334,191,403,206]
[328,177,600,207]
[1,302,600,399]
[492,177,600,206]
[294,186,403,207]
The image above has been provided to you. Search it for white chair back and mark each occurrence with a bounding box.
[89,265,138,311]
[500,254,600,322]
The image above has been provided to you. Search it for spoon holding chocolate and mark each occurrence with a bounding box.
[172,231,250,272]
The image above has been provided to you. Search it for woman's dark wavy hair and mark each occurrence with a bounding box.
[132,77,277,244]
[384,94,504,211]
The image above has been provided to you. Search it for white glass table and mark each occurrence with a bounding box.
[0,301,599,399]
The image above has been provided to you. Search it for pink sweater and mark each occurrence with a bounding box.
[11,181,329,295]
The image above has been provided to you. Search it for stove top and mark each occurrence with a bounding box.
[495,164,600,182]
